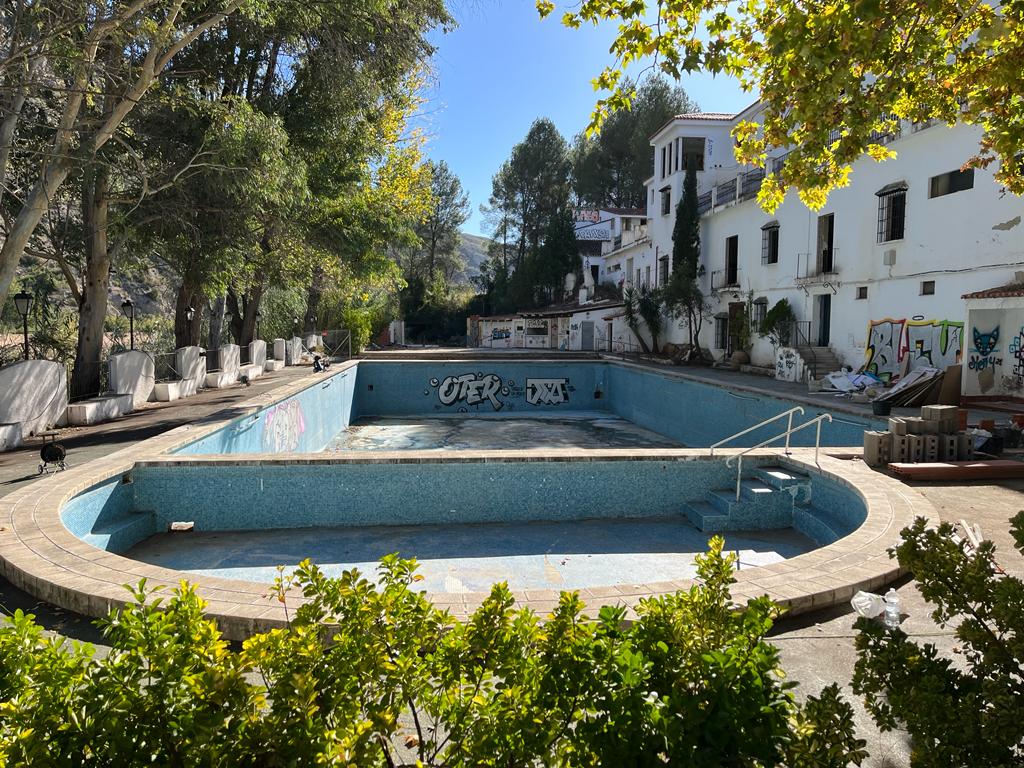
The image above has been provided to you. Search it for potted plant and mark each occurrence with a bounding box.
[729,303,753,366]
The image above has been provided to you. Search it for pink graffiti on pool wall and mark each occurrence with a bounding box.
[263,400,306,452]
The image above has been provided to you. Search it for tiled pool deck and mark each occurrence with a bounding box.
[0,360,937,640]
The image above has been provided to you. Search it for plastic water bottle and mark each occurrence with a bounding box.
[883,589,901,629]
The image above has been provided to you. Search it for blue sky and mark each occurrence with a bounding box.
[422,0,751,237]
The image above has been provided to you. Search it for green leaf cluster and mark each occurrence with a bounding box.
[0,540,867,766]
[853,512,1024,767]
[543,0,1024,208]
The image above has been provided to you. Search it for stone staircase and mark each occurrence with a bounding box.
[683,463,862,546]
[683,464,812,532]
[797,346,842,379]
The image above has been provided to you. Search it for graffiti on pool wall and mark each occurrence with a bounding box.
[263,400,306,452]
[432,373,507,410]
[863,318,964,381]
[968,326,1002,371]
[525,378,569,405]
[426,373,574,410]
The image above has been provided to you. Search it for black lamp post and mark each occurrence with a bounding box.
[293,316,298,337]
[121,299,135,350]
[224,310,234,346]
[255,311,262,340]
[13,288,32,360]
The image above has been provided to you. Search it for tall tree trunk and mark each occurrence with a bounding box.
[226,283,263,348]
[174,277,203,348]
[304,270,323,334]
[70,166,111,400]
[208,294,226,349]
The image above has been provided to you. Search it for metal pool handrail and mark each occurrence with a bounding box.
[709,406,805,456]
[723,413,834,500]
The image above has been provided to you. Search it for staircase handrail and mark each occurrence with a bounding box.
[722,413,833,500]
[709,406,805,456]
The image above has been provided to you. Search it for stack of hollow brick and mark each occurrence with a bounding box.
[863,405,973,467]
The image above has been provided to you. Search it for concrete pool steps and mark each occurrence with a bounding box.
[82,510,155,553]
[752,465,813,505]
[683,478,796,533]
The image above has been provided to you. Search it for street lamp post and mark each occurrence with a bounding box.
[13,289,33,360]
[256,311,262,340]
[185,306,195,346]
[224,311,234,346]
[121,299,135,350]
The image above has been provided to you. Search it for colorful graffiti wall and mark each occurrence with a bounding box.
[863,318,964,380]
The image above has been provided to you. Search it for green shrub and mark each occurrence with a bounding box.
[341,306,375,353]
[0,539,867,766]
[853,512,1024,767]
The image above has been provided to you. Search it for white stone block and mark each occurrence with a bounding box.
[66,394,134,426]
[248,340,267,368]
[179,377,199,397]
[0,359,68,436]
[108,350,155,408]
[176,346,206,388]
[0,423,24,452]
[239,363,262,381]
[264,359,285,373]
[285,337,302,365]
[204,371,237,389]
[219,343,240,375]
[153,382,181,402]
[272,338,286,362]
[304,334,320,351]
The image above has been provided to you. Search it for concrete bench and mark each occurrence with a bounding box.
[204,371,238,389]
[153,382,181,402]
[264,359,285,373]
[66,394,134,426]
[0,423,24,452]
[239,363,262,381]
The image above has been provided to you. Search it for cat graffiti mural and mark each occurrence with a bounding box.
[863,318,964,381]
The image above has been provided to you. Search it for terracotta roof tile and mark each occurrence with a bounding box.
[962,283,1024,299]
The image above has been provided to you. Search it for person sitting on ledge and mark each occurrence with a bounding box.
[313,354,330,373]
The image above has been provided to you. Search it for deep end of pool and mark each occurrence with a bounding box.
[170,360,880,456]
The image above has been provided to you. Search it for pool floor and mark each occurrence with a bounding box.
[327,413,681,451]
[125,517,814,593]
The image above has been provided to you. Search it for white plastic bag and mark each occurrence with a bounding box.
[851,590,885,619]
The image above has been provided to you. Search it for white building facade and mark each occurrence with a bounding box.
[645,106,1024,385]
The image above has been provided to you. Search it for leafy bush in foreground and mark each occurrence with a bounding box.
[0,538,866,766]
[854,512,1024,767]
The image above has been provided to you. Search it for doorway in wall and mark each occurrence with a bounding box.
[580,321,594,351]
[817,294,831,347]
[727,301,745,355]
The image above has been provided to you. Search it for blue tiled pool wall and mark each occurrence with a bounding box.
[60,458,868,554]
[354,361,610,417]
[603,365,878,447]
[175,368,357,455]
[172,360,880,456]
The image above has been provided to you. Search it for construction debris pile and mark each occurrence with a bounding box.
[862,405,971,467]
[810,362,961,410]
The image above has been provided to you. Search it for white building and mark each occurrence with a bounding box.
[576,207,650,289]
[643,105,1024,384]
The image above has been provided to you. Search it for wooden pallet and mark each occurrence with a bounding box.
[888,460,1024,481]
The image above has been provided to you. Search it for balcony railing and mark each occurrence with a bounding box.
[602,224,648,255]
[715,180,737,205]
[740,168,765,201]
[696,190,713,215]
[711,268,741,291]
[796,248,840,280]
